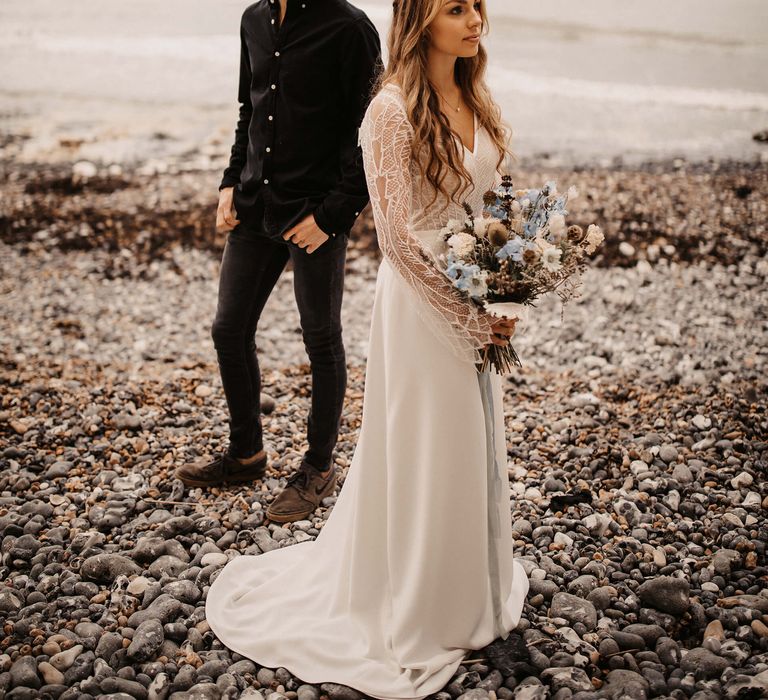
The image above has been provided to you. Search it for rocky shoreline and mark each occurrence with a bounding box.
[1,151,767,700]
[2,156,766,275]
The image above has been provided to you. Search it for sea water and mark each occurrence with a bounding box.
[1,0,766,164]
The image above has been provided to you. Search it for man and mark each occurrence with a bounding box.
[176,0,382,524]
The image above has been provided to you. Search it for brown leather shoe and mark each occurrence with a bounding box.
[266,463,337,523]
[175,450,268,488]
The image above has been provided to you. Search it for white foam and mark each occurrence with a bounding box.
[2,32,238,63]
[487,64,768,112]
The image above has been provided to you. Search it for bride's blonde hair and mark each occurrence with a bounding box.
[375,0,513,208]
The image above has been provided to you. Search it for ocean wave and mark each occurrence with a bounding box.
[487,65,768,112]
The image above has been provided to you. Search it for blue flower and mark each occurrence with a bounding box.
[523,221,538,238]
[455,266,488,298]
[496,236,525,262]
[484,201,507,220]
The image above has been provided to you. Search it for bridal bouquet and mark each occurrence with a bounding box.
[436,175,604,374]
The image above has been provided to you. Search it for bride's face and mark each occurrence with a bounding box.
[426,0,484,59]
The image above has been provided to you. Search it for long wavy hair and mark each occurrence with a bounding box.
[374,0,513,208]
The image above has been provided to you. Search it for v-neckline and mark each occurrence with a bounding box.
[461,111,479,158]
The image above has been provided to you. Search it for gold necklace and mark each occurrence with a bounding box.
[436,89,461,113]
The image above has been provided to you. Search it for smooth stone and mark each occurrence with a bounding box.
[731,472,753,489]
[81,554,141,583]
[148,672,171,700]
[148,555,187,579]
[9,656,40,690]
[704,620,725,641]
[127,594,184,627]
[49,644,83,672]
[200,553,228,568]
[712,549,741,576]
[567,575,598,598]
[127,620,164,662]
[457,691,491,700]
[671,464,693,483]
[637,577,690,616]
[161,580,201,605]
[540,667,593,693]
[127,576,152,596]
[74,622,104,639]
[610,630,646,651]
[0,590,22,613]
[550,592,597,630]
[680,647,730,679]
[37,661,64,686]
[658,444,678,463]
[587,587,614,611]
[691,415,711,430]
[101,676,149,699]
[296,685,319,700]
[600,669,650,699]
[319,683,364,700]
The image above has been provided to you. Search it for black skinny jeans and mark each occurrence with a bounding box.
[211,224,348,471]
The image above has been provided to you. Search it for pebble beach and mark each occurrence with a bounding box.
[1,149,767,699]
[2,0,768,697]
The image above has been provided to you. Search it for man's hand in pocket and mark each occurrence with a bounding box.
[216,187,240,233]
[283,213,330,254]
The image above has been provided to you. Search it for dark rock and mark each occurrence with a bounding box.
[81,553,141,583]
[637,576,690,616]
[9,656,40,690]
[127,619,164,662]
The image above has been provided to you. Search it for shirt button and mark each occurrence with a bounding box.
[271,18,275,24]
[264,179,269,184]
[266,147,271,153]
[354,211,360,216]
[268,115,274,121]
[271,84,276,90]
[274,51,280,57]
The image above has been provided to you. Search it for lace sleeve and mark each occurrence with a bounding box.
[358,89,494,363]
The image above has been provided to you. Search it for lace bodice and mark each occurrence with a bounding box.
[358,83,505,363]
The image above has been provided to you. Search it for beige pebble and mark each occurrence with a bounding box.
[704,619,725,642]
[42,641,61,656]
[38,661,64,685]
[50,643,83,671]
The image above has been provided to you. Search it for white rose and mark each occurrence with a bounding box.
[447,232,476,258]
[446,218,465,235]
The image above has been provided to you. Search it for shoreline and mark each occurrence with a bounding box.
[2,153,766,275]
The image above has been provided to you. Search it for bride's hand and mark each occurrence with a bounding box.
[488,317,518,347]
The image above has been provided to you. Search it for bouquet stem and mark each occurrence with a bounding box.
[478,342,522,375]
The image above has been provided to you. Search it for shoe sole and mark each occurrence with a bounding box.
[266,473,337,523]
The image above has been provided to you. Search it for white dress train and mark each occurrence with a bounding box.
[205,84,530,700]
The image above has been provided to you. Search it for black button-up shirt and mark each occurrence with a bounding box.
[220,0,382,239]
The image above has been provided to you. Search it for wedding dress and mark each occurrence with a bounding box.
[206,84,530,699]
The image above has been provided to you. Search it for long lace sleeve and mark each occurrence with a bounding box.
[358,89,494,363]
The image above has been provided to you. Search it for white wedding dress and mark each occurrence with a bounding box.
[206,84,530,699]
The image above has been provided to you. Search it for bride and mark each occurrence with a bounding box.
[205,0,530,697]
